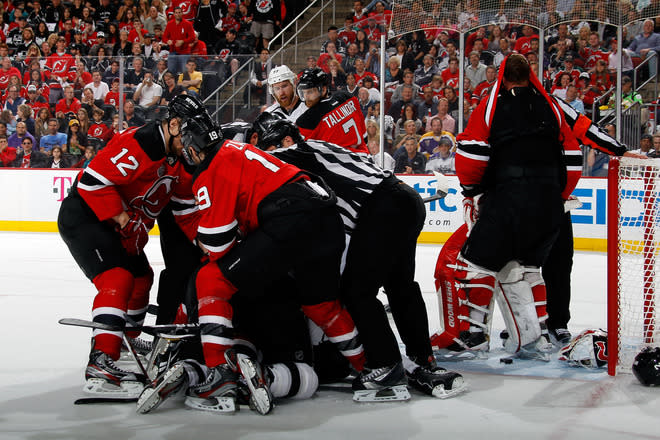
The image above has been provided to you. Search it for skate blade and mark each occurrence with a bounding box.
[431,376,468,399]
[353,385,411,403]
[433,349,488,362]
[513,351,551,362]
[136,363,186,414]
[184,395,237,413]
[236,354,274,415]
[83,378,144,398]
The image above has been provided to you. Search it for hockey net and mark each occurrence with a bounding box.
[388,0,660,38]
[608,157,660,375]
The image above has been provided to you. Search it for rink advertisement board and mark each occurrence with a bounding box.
[0,170,607,250]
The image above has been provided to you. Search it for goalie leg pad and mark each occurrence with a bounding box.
[431,228,496,351]
[497,262,548,354]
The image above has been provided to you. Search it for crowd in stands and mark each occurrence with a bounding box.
[1,0,660,174]
[0,0,301,168]
[306,0,660,176]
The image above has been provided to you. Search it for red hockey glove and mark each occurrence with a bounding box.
[462,195,481,233]
[118,210,149,256]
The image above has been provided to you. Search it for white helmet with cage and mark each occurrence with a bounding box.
[267,65,296,96]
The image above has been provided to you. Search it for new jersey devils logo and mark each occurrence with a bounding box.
[256,0,273,13]
[595,341,608,362]
[219,48,230,61]
[93,127,103,137]
[53,60,67,73]
[130,175,178,219]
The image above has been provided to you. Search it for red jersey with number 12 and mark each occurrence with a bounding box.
[193,140,303,261]
[76,122,197,233]
[295,91,368,153]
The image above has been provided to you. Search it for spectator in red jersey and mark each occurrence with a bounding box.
[441,56,460,90]
[24,83,49,115]
[104,78,125,109]
[338,17,357,46]
[87,106,113,146]
[472,65,497,105]
[465,26,488,55]
[579,32,609,73]
[352,0,368,28]
[55,85,82,122]
[128,16,148,43]
[163,6,195,74]
[513,24,539,55]
[44,36,76,105]
[353,58,378,88]
[0,57,21,91]
[0,134,17,166]
[316,41,343,74]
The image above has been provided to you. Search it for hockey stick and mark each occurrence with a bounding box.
[422,171,450,203]
[59,318,200,336]
[74,397,139,405]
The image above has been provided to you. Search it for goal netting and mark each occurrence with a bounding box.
[388,0,660,37]
[608,157,660,375]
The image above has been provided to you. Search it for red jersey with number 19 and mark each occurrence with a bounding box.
[193,140,303,261]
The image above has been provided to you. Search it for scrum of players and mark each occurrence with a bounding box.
[61,61,657,417]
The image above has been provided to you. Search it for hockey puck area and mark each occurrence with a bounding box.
[500,358,513,364]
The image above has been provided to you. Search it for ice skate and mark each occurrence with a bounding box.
[434,331,489,361]
[146,337,184,380]
[548,328,572,347]
[120,336,153,361]
[136,361,187,414]
[84,349,145,398]
[184,363,238,414]
[226,350,273,415]
[407,358,467,399]
[352,362,411,402]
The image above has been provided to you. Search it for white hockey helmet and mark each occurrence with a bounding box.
[268,65,296,96]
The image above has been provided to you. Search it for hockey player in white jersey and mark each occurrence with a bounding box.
[253,113,466,401]
[264,65,306,121]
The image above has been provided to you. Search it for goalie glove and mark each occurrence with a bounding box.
[462,194,481,233]
[118,210,149,256]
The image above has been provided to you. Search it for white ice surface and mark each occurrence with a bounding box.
[1,232,659,440]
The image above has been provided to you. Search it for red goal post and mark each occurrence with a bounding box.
[607,156,660,375]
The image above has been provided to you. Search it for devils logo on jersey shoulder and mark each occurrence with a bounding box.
[256,0,273,13]
[130,175,178,219]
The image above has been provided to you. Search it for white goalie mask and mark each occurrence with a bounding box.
[558,328,608,369]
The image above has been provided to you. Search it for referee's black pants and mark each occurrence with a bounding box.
[340,177,431,368]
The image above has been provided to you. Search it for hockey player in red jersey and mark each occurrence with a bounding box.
[169,112,366,412]
[295,68,369,153]
[432,54,583,361]
[57,95,204,398]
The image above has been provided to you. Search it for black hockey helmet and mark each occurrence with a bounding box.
[168,94,206,120]
[180,113,223,165]
[632,346,660,386]
[220,121,254,143]
[253,112,301,150]
[297,67,328,101]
